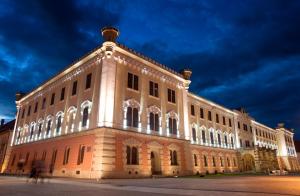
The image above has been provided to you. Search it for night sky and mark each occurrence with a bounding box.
[0,0,299,139]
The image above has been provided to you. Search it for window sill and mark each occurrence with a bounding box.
[127,88,139,93]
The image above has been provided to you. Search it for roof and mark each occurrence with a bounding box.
[0,120,15,133]
[294,140,300,152]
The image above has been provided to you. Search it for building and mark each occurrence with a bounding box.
[293,140,300,168]
[0,120,15,172]
[3,27,299,178]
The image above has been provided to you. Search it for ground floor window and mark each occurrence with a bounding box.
[170,150,178,165]
[194,154,198,166]
[126,146,139,165]
[63,147,70,165]
[77,145,85,165]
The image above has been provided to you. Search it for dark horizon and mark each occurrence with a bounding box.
[0,0,299,139]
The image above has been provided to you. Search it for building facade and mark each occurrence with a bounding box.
[0,120,14,172]
[3,27,299,178]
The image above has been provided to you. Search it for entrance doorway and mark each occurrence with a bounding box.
[241,154,255,171]
[151,151,161,175]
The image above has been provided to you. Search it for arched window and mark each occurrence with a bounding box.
[202,130,206,144]
[30,124,35,140]
[150,112,159,132]
[170,150,178,165]
[46,119,52,136]
[194,154,198,166]
[212,156,216,167]
[224,135,228,147]
[126,107,139,127]
[227,157,230,167]
[126,146,139,165]
[82,107,89,128]
[233,158,237,167]
[77,145,85,165]
[56,116,62,134]
[168,118,177,135]
[210,132,214,144]
[192,128,196,142]
[231,136,234,148]
[217,133,221,145]
[204,155,208,167]
[37,123,42,138]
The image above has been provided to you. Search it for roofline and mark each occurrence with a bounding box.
[251,120,276,132]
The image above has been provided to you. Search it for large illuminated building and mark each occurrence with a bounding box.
[3,27,299,178]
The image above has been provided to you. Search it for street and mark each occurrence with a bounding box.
[0,175,300,196]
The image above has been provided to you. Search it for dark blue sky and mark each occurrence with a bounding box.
[0,0,299,139]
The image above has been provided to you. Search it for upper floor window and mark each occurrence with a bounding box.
[149,112,159,132]
[250,126,252,133]
[210,132,214,144]
[82,107,89,128]
[240,139,243,147]
[27,106,31,116]
[126,146,138,165]
[192,128,196,142]
[60,87,65,101]
[223,116,226,125]
[30,125,34,139]
[127,73,138,90]
[167,89,176,103]
[238,122,240,129]
[126,107,139,128]
[200,108,204,119]
[77,145,85,165]
[34,102,38,113]
[229,119,232,127]
[202,130,206,143]
[85,73,92,89]
[243,124,247,131]
[21,108,25,118]
[56,116,62,134]
[168,118,177,135]
[149,81,158,97]
[216,114,219,123]
[191,105,195,116]
[37,123,42,138]
[72,81,77,95]
[42,98,46,109]
[217,133,221,145]
[170,150,178,165]
[50,93,55,105]
[46,119,52,136]
[224,135,228,146]
[208,111,212,121]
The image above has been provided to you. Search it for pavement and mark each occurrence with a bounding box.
[0,175,300,196]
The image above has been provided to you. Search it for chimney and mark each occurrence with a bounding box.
[0,119,4,126]
[101,27,119,43]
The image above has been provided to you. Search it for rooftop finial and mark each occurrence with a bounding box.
[181,68,192,80]
[101,27,119,42]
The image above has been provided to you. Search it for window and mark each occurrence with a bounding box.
[46,119,52,135]
[217,133,221,145]
[216,114,219,123]
[24,152,30,165]
[170,150,178,165]
[225,135,228,146]
[27,106,31,116]
[227,157,230,167]
[200,108,204,119]
[233,158,237,167]
[60,87,65,101]
[77,145,85,165]
[223,116,226,125]
[212,156,216,167]
[256,129,258,135]
[41,151,47,161]
[30,125,34,139]
[210,132,214,144]
[149,112,159,132]
[250,126,252,133]
[126,146,139,165]
[229,119,232,127]
[167,89,176,103]
[208,111,212,121]
[50,149,57,169]
[85,73,92,89]
[194,154,198,166]
[56,116,62,134]
[21,109,25,118]
[220,157,224,167]
[63,147,70,165]
[240,139,243,147]
[82,107,89,127]
[149,81,158,97]
[34,102,38,113]
[202,130,206,143]
[127,73,138,90]
[168,118,177,135]
[11,154,16,166]
[191,105,195,116]
[38,123,42,138]
[72,81,77,95]
[204,155,208,167]
[243,124,247,131]
[245,140,250,147]
[238,122,240,129]
[42,98,46,109]
[50,93,55,105]
[192,128,196,142]
[126,107,139,127]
